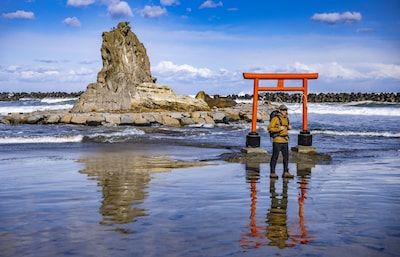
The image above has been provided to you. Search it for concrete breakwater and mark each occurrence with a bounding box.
[229,92,400,103]
[0,92,83,101]
[0,103,270,127]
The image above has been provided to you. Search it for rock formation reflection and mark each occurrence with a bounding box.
[78,150,205,232]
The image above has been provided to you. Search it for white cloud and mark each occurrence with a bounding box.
[5,65,20,73]
[311,62,363,80]
[107,1,133,19]
[2,10,35,19]
[160,0,180,6]
[357,63,400,80]
[68,0,132,19]
[153,61,213,79]
[1,64,96,87]
[311,11,362,25]
[150,59,400,94]
[17,68,60,82]
[139,6,167,18]
[200,0,223,9]
[292,62,400,81]
[151,61,246,94]
[68,67,94,76]
[67,0,95,7]
[80,59,99,65]
[63,17,81,27]
[61,68,96,83]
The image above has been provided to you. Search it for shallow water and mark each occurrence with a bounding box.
[1,144,399,257]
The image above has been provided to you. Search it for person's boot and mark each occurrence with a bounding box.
[282,171,294,178]
[270,172,278,179]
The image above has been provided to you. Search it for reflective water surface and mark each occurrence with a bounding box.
[1,145,399,257]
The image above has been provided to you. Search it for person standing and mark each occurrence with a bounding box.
[268,104,294,179]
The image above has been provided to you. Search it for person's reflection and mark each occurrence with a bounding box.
[240,162,266,249]
[265,177,290,248]
[240,162,313,249]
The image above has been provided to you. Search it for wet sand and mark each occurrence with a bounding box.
[0,143,399,257]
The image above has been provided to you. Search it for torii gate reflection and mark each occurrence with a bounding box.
[240,162,312,249]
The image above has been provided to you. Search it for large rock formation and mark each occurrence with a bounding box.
[71,22,209,113]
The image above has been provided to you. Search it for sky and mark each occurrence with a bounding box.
[0,0,399,95]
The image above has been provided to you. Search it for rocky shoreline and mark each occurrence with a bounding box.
[0,103,270,127]
[1,91,399,103]
[1,91,398,127]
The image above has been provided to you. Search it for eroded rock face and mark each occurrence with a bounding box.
[71,22,209,113]
[96,22,155,87]
[195,91,236,108]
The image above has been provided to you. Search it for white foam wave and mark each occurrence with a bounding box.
[40,97,77,104]
[87,128,145,142]
[342,100,399,106]
[187,123,215,128]
[312,130,400,138]
[0,105,73,116]
[285,103,400,117]
[236,99,253,104]
[0,135,83,144]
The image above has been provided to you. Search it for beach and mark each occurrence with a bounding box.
[1,141,399,257]
[1,99,400,256]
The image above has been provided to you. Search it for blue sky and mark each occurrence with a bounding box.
[0,0,399,95]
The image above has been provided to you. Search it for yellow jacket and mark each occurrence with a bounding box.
[268,113,290,143]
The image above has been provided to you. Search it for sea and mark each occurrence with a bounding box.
[1,97,399,160]
[1,97,399,257]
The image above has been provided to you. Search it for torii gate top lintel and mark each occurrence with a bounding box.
[243,72,319,134]
[243,73,318,80]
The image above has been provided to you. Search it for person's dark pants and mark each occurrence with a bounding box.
[270,142,289,174]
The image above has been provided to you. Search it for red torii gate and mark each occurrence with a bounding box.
[243,72,319,148]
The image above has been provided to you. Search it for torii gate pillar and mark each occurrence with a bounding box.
[243,73,319,152]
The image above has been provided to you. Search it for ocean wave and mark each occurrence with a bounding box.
[40,97,78,104]
[312,130,400,138]
[0,104,74,115]
[187,123,215,128]
[0,135,83,144]
[285,103,400,116]
[85,128,146,143]
[342,100,399,107]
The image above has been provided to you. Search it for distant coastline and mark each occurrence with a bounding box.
[227,92,400,103]
[0,91,399,103]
